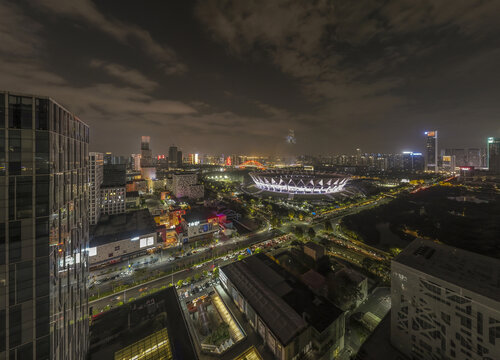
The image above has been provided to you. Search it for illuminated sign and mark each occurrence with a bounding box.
[425,131,435,137]
[131,236,139,241]
[443,156,451,162]
[89,247,97,257]
[139,236,155,248]
[188,221,200,227]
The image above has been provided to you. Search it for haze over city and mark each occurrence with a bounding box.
[1,2,500,360]
[2,0,500,155]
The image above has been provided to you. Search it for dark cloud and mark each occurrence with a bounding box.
[1,0,499,155]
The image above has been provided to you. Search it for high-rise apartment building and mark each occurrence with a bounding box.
[168,146,178,169]
[391,239,500,360]
[100,164,126,215]
[89,152,103,225]
[402,152,425,172]
[425,131,438,172]
[0,91,90,359]
[140,136,155,180]
[131,154,141,171]
[177,150,183,168]
[487,137,500,172]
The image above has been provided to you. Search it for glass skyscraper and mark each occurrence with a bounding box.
[0,91,89,359]
[425,130,438,172]
[487,137,500,173]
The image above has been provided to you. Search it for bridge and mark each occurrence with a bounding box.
[237,160,266,170]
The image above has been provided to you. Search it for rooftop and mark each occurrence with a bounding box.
[221,253,343,345]
[183,208,218,223]
[393,238,500,301]
[89,287,197,360]
[90,209,156,247]
[304,241,324,253]
[301,269,326,290]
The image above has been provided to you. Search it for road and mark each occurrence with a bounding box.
[89,228,282,299]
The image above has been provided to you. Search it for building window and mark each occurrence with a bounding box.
[8,95,32,129]
[115,246,120,251]
[108,253,113,258]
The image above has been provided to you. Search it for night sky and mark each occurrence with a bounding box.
[2,0,500,156]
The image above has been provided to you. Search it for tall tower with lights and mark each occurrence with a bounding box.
[424,131,438,172]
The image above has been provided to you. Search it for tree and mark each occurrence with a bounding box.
[298,213,304,221]
[308,227,316,239]
[194,273,201,281]
[294,226,304,238]
[185,276,192,284]
[288,210,295,221]
[291,240,302,247]
[390,247,402,257]
[238,254,245,261]
[329,272,363,310]
[213,267,219,278]
[176,279,183,288]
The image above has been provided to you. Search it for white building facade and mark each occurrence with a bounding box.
[391,239,500,360]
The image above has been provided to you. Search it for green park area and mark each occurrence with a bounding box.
[339,185,500,259]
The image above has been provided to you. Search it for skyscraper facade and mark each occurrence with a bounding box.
[391,239,500,360]
[487,137,500,173]
[168,145,177,169]
[425,131,438,172]
[0,91,90,359]
[89,152,103,225]
[140,136,155,180]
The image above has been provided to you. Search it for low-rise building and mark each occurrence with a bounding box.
[304,241,325,260]
[125,191,140,209]
[176,208,227,244]
[220,253,345,360]
[89,209,158,265]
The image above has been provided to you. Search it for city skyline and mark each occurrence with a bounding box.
[1,1,499,155]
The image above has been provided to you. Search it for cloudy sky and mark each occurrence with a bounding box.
[2,0,499,156]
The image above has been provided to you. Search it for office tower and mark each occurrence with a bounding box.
[466,148,481,167]
[444,148,466,167]
[356,148,362,165]
[441,155,456,173]
[101,164,126,215]
[168,146,178,169]
[187,153,199,165]
[140,136,155,180]
[391,239,500,360]
[425,131,438,172]
[103,152,112,165]
[487,137,500,172]
[177,150,183,168]
[131,154,141,171]
[402,152,424,172]
[89,152,104,225]
[0,91,90,359]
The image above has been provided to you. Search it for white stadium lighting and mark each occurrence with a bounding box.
[249,170,349,194]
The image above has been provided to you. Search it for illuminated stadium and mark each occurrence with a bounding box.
[249,170,349,194]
